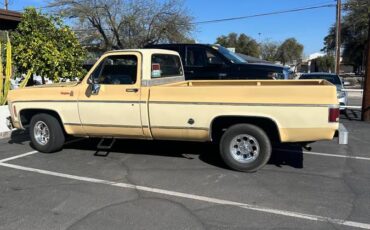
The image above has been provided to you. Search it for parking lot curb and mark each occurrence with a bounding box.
[0,130,12,139]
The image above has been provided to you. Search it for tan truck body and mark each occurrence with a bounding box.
[8,49,339,143]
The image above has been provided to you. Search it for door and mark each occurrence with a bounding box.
[78,53,144,137]
[185,46,228,80]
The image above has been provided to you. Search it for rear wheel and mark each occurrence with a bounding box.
[29,113,65,153]
[219,124,271,172]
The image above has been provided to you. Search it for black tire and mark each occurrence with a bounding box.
[219,124,271,172]
[29,113,65,153]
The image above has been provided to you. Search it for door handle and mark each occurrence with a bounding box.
[126,88,139,93]
[185,70,194,74]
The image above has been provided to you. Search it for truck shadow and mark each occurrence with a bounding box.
[8,132,304,170]
[341,109,361,121]
[7,129,30,145]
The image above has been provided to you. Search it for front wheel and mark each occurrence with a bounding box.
[29,113,65,153]
[220,124,271,172]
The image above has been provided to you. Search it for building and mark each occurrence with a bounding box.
[0,9,22,30]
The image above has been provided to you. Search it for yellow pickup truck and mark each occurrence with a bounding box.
[7,49,340,172]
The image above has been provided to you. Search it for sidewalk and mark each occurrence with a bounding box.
[0,105,12,139]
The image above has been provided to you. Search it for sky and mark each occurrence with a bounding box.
[6,0,338,56]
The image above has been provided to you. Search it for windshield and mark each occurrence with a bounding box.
[300,74,341,85]
[213,46,247,64]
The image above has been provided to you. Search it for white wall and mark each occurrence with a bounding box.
[0,105,11,133]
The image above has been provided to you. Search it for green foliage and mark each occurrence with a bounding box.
[11,8,87,83]
[322,0,367,70]
[0,34,12,105]
[260,41,280,62]
[316,55,335,72]
[216,33,260,57]
[275,38,303,65]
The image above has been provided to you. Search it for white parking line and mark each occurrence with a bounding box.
[0,160,369,229]
[275,148,370,161]
[0,151,38,163]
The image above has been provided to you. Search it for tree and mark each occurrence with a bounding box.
[316,55,335,72]
[322,0,368,72]
[49,0,194,51]
[216,33,260,57]
[0,34,12,105]
[260,41,279,62]
[275,38,303,65]
[11,8,87,84]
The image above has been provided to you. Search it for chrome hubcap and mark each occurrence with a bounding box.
[229,134,260,163]
[34,121,50,145]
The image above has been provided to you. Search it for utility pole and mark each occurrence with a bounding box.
[4,0,8,10]
[335,0,341,74]
[362,1,370,121]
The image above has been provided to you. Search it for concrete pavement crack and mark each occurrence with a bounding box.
[65,197,206,230]
[65,198,140,230]
[117,155,143,200]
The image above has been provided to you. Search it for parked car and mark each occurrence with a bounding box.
[7,49,340,172]
[297,73,347,110]
[145,43,289,80]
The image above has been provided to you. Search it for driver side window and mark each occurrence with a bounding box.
[91,55,137,85]
[206,50,224,65]
[186,47,225,67]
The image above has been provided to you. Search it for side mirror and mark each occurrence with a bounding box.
[87,77,98,84]
[88,77,101,95]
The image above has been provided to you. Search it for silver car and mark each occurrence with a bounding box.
[298,73,348,110]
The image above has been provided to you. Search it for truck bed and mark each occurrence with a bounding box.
[148,79,338,143]
[150,79,338,105]
[164,79,331,87]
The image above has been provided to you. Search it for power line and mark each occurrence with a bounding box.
[193,3,336,25]
[6,1,337,31]
[70,2,337,32]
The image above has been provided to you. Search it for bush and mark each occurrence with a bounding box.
[11,8,87,84]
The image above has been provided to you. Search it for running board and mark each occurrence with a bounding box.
[97,138,116,150]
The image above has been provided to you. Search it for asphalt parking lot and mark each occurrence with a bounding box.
[0,111,369,230]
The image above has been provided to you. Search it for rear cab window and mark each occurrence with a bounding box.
[151,54,183,78]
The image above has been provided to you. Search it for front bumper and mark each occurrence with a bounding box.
[6,116,14,130]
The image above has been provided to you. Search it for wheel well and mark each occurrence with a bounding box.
[210,116,281,143]
[19,109,64,130]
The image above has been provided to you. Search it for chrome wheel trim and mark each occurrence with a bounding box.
[229,134,260,163]
[34,121,50,146]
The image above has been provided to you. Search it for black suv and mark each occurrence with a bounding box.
[145,43,289,80]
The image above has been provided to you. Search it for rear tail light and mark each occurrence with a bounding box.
[329,107,339,122]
